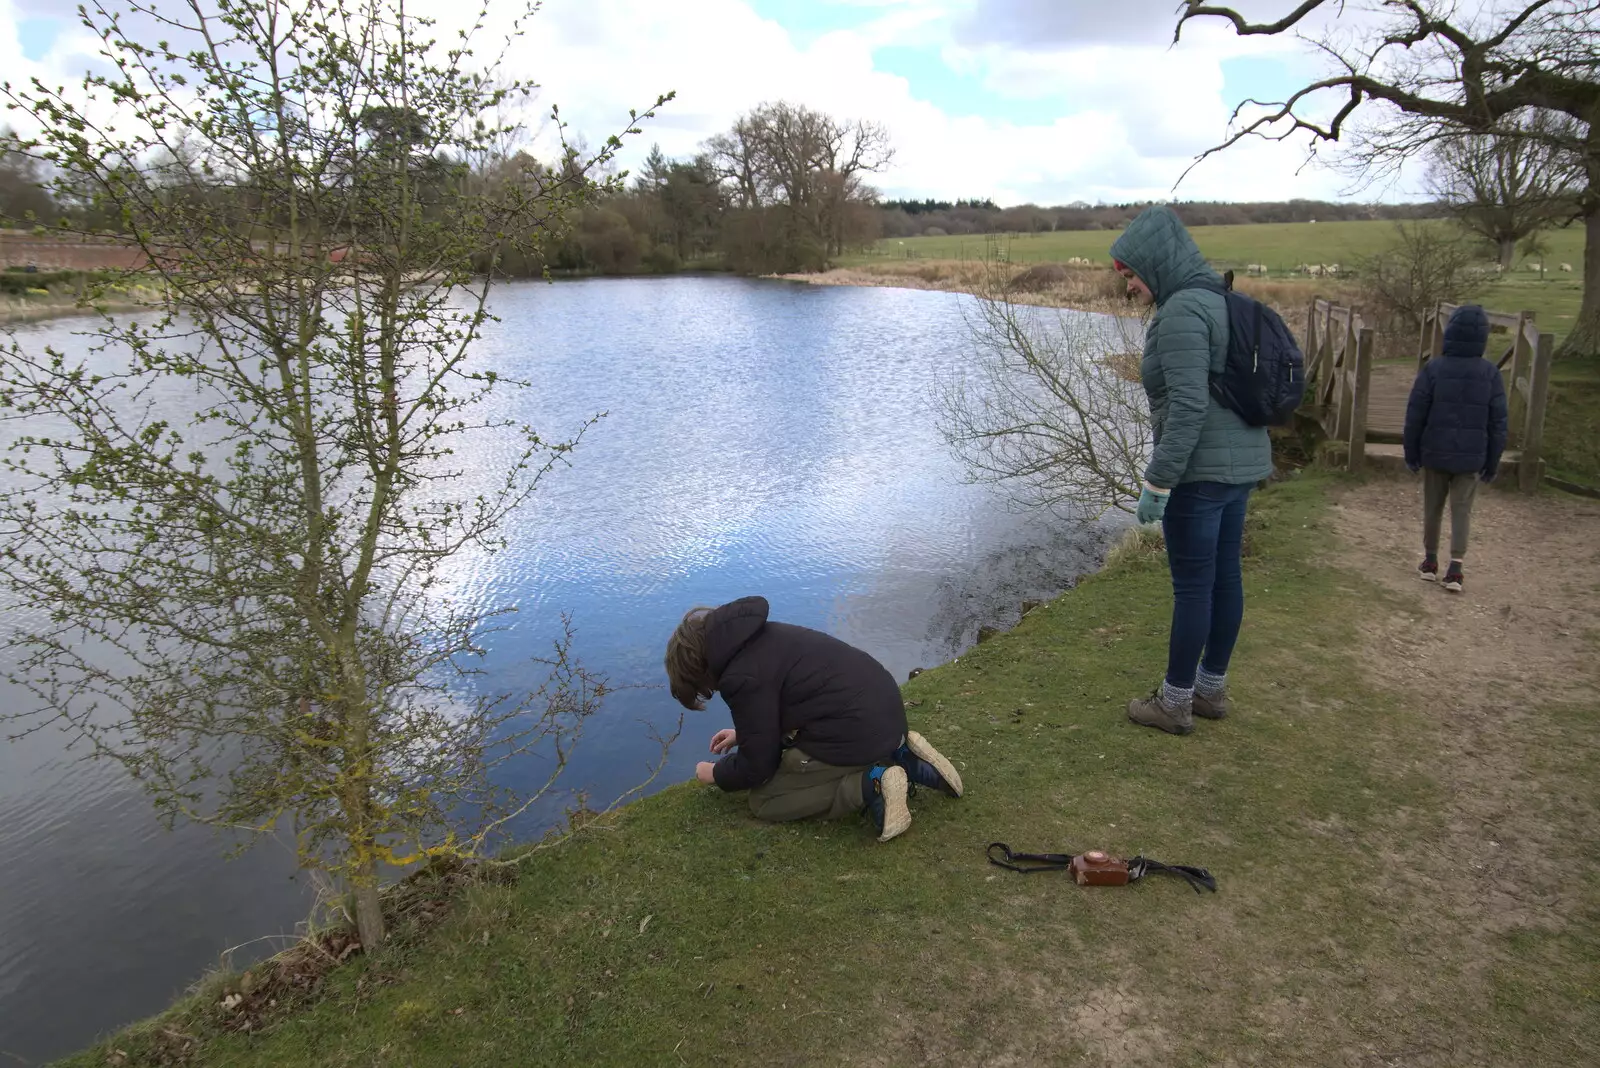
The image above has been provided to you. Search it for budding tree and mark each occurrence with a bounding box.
[0,0,667,948]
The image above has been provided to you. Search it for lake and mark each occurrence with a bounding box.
[0,275,1121,1062]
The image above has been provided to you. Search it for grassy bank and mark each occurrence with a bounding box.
[64,473,1600,1067]
[0,271,164,324]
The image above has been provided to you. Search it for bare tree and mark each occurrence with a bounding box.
[1175,0,1600,360]
[938,263,1152,518]
[0,0,667,949]
[704,102,892,269]
[1427,109,1582,267]
[1356,220,1479,354]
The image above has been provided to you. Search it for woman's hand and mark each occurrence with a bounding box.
[695,761,718,785]
[709,728,738,755]
[1136,483,1170,525]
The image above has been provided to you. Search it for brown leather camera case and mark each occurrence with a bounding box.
[1069,850,1131,886]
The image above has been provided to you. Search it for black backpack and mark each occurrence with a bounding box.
[1187,277,1305,427]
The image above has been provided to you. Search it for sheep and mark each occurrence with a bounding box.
[1307,264,1325,277]
[1527,262,1542,271]
[1246,263,1268,275]
[1560,262,1573,272]
[1494,264,1505,273]
[1325,264,1340,275]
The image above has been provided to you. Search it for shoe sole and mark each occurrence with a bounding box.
[905,730,962,798]
[1443,580,1463,592]
[1419,572,1438,582]
[876,766,911,842]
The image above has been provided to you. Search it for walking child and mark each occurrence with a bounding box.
[1402,304,1509,593]
[664,596,962,842]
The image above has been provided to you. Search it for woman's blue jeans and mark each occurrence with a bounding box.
[1161,480,1254,689]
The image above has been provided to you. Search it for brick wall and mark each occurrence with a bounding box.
[0,230,149,271]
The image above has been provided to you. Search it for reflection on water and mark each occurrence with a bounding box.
[0,275,1123,1061]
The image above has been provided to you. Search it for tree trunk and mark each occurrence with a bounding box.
[1557,205,1600,360]
[353,853,386,949]
[1497,237,1516,269]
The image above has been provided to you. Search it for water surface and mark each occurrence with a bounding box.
[0,276,1119,1061]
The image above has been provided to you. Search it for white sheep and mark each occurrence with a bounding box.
[1325,264,1340,275]
[1527,262,1542,271]
[1494,264,1505,273]
[1307,264,1325,277]
[1560,262,1573,272]
[1246,263,1268,275]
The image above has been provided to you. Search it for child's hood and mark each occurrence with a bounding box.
[705,596,770,677]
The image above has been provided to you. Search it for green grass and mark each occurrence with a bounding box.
[846,218,1588,279]
[63,473,1600,1066]
[1542,364,1600,485]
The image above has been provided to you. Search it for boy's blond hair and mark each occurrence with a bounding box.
[664,607,718,710]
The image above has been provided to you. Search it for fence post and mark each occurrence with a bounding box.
[1332,315,1355,443]
[1347,323,1375,472]
[1506,312,1531,442]
[1518,330,1554,492]
[1427,303,1440,370]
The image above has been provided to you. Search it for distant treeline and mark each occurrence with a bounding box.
[877,198,1451,239]
[4,117,1453,279]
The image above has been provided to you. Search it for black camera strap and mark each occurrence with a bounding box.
[985,842,1217,894]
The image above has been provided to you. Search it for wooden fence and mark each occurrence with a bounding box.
[1302,297,1376,470]
[1417,302,1553,491]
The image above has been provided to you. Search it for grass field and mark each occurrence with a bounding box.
[62,474,1600,1068]
[845,218,1588,280]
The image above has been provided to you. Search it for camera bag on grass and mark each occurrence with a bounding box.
[986,842,1217,894]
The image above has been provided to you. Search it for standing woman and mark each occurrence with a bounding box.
[1110,206,1273,735]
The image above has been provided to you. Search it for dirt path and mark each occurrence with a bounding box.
[1330,476,1600,1042]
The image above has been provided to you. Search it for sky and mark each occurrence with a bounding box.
[0,0,1435,206]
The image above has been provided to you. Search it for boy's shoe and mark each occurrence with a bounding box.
[1127,691,1194,735]
[1193,690,1230,720]
[864,765,911,842]
[1418,555,1439,581]
[1443,562,1464,593]
[894,731,963,798]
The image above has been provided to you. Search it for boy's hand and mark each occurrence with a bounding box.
[709,728,738,754]
[695,761,718,785]
[1480,466,1497,484]
[1405,461,1420,474]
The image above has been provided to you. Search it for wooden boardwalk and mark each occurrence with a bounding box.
[1365,364,1413,439]
[1303,299,1553,488]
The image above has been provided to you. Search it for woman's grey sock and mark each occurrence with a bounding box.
[1195,667,1227,698]
[1161,680,1195,711]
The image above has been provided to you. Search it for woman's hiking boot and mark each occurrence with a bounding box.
[863,765,911,842]
[1127,691,1194,735]
[894,731,963,797]
[1193,690,1229,720]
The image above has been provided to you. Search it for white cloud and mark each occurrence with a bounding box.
[493,0,1413,204]
[3,0,1431,205]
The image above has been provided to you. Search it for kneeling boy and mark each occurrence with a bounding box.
[664,596,961,842]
